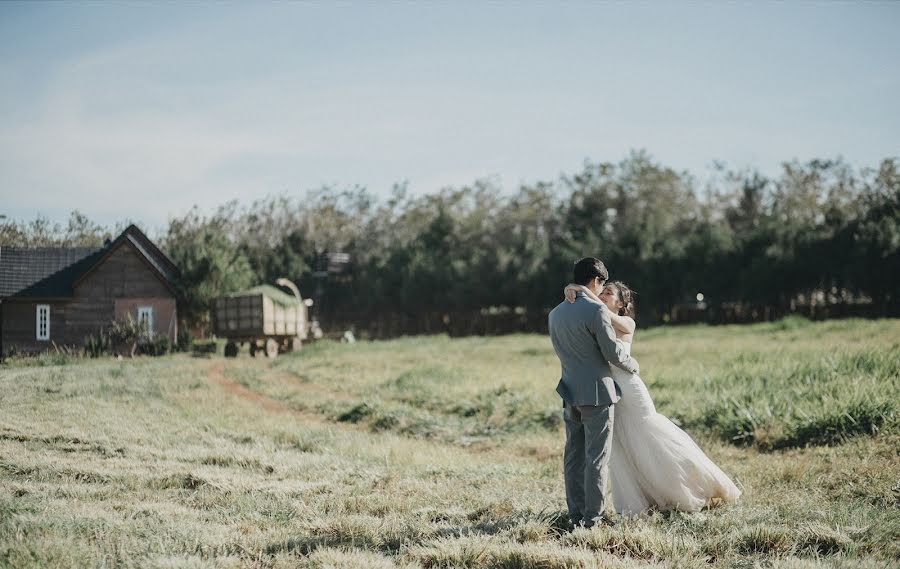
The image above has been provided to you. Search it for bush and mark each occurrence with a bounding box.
[176,325,193,352]
[84,316,171,358]
[107,316,142,348]
[777,399,896,449]
[337,403,374,423]
[138,335,171,357]
[33,352,75,367]
[84,331,110,358]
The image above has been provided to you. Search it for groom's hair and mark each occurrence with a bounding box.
[573,257,609,286]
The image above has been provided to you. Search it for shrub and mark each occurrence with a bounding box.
[176,325,193,352]
[84,331,111,358]
[85,316,171,358]
[34,353,74,367]
[776,399,896,449]
[138,335,171,357]
[338,403,375,423]
[2,348,79,367]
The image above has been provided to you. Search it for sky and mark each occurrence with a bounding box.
[1,2,898,232]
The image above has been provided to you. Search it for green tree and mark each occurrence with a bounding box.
[848,159,900,310]
[163,208,255,331]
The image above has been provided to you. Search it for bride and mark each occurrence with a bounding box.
[565,281,741,516]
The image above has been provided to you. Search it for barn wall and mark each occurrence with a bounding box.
[68,242,177,343]
[0,300,69,356]
[1,241,177,356]
[114,298,177,340]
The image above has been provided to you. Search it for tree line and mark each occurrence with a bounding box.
[3,151,898,335]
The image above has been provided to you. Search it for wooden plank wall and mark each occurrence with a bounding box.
[212,294,300,339]
[68,242,176,343]
[1,241,178,355]
[213,295,265,337]
[0,300,68,354]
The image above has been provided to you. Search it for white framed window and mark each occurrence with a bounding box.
[36,304,50,341]
[137,306,154,337]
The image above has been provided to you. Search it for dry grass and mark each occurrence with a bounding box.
[1,318,898,568]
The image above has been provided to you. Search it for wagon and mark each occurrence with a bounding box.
[212,283,310,358]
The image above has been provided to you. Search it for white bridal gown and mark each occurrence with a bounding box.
[609,342,741,516]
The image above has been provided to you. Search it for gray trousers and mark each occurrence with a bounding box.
[563,402,614,526]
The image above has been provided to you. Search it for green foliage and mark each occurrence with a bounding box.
[337,402,375,423]
[84,317,140,358]
[166,154,898,329]
[5,154,898,333]
[83,332,109,358]
[0,210,112,247]
[175,326,193,352]
[137,336,171,357]
[0,347,80,367]
[269,321,900,453]
[84,317,171,358]
[162,205,255,330]
[691,345,900,449]
[107,316,142,346]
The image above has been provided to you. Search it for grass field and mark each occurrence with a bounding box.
[1,318,898,568]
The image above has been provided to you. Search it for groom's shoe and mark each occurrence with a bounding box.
[548,513,579,535]
[562,518,580,533]
[582,515,617,529]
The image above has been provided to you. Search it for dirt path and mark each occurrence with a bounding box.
[265,367,343,397]
[205,361,319,418]
[204,359,555,465]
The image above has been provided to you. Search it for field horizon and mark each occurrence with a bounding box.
[1,318,898,568]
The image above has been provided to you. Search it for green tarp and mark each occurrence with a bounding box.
[224,284,301,306]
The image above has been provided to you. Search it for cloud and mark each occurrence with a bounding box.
[0,37,310,223]
[0,31,556,226]
[2,3,898,229]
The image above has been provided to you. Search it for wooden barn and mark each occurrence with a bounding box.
[0,225,180,358]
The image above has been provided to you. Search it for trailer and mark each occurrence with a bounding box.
[212,284,310,358]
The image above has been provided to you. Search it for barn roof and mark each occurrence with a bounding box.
[0,225,179,299]
[0,247,100,297]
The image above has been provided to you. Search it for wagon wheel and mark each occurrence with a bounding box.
[265,338,279,358]
[224,341,238,358]
[249,342,258,358]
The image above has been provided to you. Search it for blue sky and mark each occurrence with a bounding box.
[1,2,898,231]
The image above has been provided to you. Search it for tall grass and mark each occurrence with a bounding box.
[270,319,900,451]
[691,347,899,448]
[1,318,898,568]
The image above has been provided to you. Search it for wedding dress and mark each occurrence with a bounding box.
[609,341,741,516]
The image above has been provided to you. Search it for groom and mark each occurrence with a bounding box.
[549,257,640,528]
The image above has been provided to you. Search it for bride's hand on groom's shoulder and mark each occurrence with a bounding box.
[563,285,577,303]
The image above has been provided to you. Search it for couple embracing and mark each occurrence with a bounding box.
[549,257,740,527]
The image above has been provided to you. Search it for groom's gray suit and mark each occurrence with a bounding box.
[549,291,639,526]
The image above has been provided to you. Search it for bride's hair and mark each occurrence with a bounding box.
[608,281,636,318]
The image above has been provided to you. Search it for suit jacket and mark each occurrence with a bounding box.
[549,291,639,407]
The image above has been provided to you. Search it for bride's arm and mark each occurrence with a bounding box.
[564,283,636,335]
[607,312,636,336]
[563,283,600,303]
